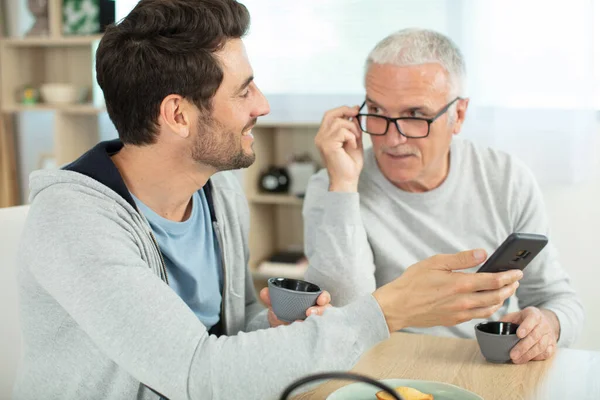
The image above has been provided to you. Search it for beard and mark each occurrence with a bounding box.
[191,115,256,171]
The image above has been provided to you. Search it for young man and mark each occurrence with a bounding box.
[304,28,584,365]
[14,3,522,399]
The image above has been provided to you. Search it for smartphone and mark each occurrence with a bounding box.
[476,233,548,273]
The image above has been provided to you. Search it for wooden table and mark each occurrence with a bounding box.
[295,332,600,400]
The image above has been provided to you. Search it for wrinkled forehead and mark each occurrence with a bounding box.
[367,63,450,90]
[365,62,451,108]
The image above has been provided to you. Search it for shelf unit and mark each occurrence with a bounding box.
[0,0,323,293]
[246,124,321,288]
[0,0,104,170]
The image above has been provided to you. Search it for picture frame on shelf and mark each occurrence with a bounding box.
[63,0,100,35]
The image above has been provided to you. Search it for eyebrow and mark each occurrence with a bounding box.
[236,76,254,94]
[365,97,386,112]
[365,97,431,115]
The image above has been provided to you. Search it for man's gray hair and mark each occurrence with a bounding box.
[365,28,466,97]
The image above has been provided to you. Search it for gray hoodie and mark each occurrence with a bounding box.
[13,140,389,400]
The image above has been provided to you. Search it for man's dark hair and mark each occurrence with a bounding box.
[96,0,250,145]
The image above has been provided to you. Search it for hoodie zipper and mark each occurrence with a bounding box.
[212,220,228,334]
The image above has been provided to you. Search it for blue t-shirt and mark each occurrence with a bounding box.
[132,189,223,329]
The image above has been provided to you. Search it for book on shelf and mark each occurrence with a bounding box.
[256,251,308,279]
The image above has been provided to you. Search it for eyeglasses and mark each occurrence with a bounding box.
[356,97,462,138]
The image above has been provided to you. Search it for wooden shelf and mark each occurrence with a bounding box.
[0,1,104,200]
[251,270,278,280]
[2,103,105,115]
[248,194,304,206]
[0,35,103,47]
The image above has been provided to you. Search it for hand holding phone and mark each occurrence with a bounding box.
[476,233,548,274]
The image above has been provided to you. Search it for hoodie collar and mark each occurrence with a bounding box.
[63,139,217,222]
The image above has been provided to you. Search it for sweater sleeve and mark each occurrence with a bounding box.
[510,161,584,347]
[25,189,389,400]
[303,170,378,306]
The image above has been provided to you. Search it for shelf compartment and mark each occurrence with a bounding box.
[248,194,303,206]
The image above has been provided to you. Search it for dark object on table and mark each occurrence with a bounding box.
[475,321,521,363]
[259,166,289,193]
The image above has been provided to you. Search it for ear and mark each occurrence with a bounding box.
[452,97,470,135]
[159,95,192,139]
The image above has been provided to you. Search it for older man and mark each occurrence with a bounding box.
[304,28,583,365]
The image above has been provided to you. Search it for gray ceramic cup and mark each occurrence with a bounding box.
[267,277,322,323]
[475,321,521,363]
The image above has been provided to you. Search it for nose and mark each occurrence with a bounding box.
[384,121,408,146]
[252,86,270,118]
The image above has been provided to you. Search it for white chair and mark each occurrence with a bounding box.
[0,205,29,399]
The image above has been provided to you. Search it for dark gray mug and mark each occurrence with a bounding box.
[475,321,521,363]
[267,277,322,323]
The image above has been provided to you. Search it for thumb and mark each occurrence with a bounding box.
[260,287,271,306]
[353,119,364,150]
[354,132,364,152]
[433,249,487,272]
[500,311,523,324]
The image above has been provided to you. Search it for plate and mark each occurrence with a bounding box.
[326,378,483,400]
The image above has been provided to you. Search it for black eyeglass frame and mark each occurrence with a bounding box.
[356,97,463,138]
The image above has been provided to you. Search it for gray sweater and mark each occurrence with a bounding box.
[13,141,389,400]
[303,138,583,347]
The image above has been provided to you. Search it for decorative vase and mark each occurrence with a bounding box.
[26,0,50,36]
[259,166,290,194]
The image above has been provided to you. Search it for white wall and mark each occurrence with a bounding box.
[541,127,600,350]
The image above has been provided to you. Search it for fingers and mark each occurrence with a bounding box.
[316,118,361,152]
[306,304,332,317]
[306,292,333,317]
[428,249,487,271]
[500,311,523,324]
[532,344,555,361]
[455,302,505,324]
[466,269,524,292]
[506,308,557,363]
[267,309,287,328]
[316,291,331,306]
[445,281,518,325]
[342,130,358,150]
[318,115,361,143]
[321,105,360,129]
[260,287,271,306]
[462,281,519,310]
[352,118,364,149]
[509,313,543,360]
[332,118,361,139]
[511,324,550,364]
[515,308,540,338]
